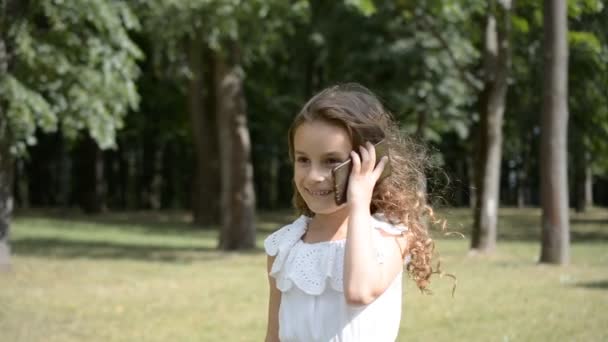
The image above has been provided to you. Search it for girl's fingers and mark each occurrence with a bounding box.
[358,145,369,172]
[350,150,361,175]
[367,141,376,168]
[372,156,388,181]
[359,144,374,173]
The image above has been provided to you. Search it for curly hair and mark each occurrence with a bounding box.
[287,83,445,293]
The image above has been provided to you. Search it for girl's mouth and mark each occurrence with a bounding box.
[306,188,333,197]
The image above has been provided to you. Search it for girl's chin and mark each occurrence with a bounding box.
[304,200,347,215]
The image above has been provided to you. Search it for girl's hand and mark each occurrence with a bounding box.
[347,141,389,211]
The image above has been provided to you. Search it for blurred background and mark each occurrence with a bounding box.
[0,0,607,341]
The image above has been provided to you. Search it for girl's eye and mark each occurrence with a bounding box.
[326,158,341,165]
[296,157,309,163]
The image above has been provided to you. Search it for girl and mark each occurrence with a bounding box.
[264,84,438,342]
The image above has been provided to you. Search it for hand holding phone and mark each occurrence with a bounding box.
[331,140,392,205]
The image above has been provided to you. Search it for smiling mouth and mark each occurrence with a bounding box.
[306,188,333,196]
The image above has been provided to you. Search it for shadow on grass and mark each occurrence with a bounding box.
[11,237,238,263]
[573,280,608,290]
[571,218,608,225]
[15,208,295,235]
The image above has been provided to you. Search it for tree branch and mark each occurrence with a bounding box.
[416,13,482,91]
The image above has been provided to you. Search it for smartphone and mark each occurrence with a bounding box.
[331,139,392,205]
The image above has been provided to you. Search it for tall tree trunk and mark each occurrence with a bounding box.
[268,147,279,209]
[0,111,13,270]
[15,159,28,209]
[149,142,164,210]
[584,159,593,208]
[467,154,476,208]
[539,0,570,264]
[77,135,106,214]
[455,158,467,207]
[516,165,527,208]
[0,45,11,268]
[1,0,19,269]
[123,146,138,209]
[188,38,220,227]
[57,135,71,207]
[574,151,592,213]
[214,44,256,250]
[471,0,511,253]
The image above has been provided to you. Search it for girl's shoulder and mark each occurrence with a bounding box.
[370,213,408,235]
[263,215,310,257]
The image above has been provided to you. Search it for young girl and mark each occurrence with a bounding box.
[264,84,438,342]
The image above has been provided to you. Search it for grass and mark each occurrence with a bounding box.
[1,207,607,341]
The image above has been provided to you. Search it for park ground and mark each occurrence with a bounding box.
[1,208,607,341]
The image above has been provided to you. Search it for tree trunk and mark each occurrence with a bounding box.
[516,165,527,208]
[1,0,18,269]
[14,159,29,209]
[268,147,279,209]
[214,44,257,250]
[149,142,164,210]
[539,0,570,264]
[584,160,593,208]
[57,135,71,207]
[123,146,138,209]
[467,154,476,208]
[77,135,106,214]
[188,38,220,227]
[0,48,11,268]
[0,112,13,270]
[471,1,511,253]
[455,158,467,207]
[574,151,592,213]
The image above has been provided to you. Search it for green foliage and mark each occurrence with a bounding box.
[568,4,608,171]
[1,0,142,154]
[345,0,376,16]
[137,0,307,70]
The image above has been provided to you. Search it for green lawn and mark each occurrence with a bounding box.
[1,208,607,341]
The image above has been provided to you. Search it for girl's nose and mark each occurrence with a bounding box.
[307,164,329,182]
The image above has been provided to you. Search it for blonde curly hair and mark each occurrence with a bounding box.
[287,83,447,293]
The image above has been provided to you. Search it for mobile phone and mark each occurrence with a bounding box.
[331,139,392,205]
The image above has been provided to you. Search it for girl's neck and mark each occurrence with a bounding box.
[309,207,349,234]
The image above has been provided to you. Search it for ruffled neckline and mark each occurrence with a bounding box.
[264,214,408,295]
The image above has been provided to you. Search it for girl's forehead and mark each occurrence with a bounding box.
[293,120,352,153]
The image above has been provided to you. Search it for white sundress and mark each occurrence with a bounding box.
[264,214,409,342]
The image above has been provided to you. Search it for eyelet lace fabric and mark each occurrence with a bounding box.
[264,214,408,295]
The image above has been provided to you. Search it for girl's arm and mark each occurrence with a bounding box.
[265,255,281,342]
[343,142,409,305]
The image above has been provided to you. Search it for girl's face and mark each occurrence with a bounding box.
[293,120,353,215]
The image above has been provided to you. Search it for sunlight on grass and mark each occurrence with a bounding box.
[1,208,606,341]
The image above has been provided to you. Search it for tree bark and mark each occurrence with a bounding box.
[268,147,279,209]
[0,111,13,270]
[574,151,592,213]
[214,44,256,250]
[14,159,29,209]
[188,38,221,227]
[57,135,71,207]
[539,0,570,264]
[516,165,527,208]
[584,160,593,208]
[471,0,511,253]
[77,135,106,214]
[1,0,19,269]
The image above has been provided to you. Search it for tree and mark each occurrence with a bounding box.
[215,44,256,249]
[138,0,300,248]
[0,0,141,267]
[539,0,570,264]
[471,0,512,253]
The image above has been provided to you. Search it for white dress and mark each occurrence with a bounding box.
[264,214,409,342]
